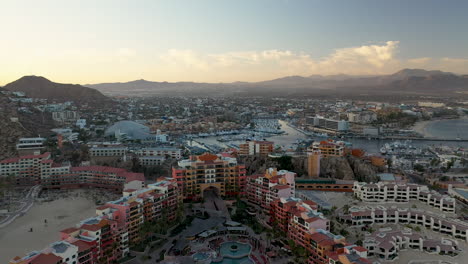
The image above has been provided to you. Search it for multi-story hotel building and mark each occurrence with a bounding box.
[246,168,295,210]
[135,147,182,160]
[16,137,45,155]
[270,197,328,235]
[171,153,246,200]
[89,146,128,157]
[268,197,369,264]
[41,166,145,193]
[0,152,52,185]
[364,227,459,261]
[306,139,346,178]
[309,140,346,157]
[311,116,350,132]
[338,206,468,241]
[307,230,370,264]
[9,178,179,264]
[238,140,274,156]
[0,153,144,192]
[353,182,456,212]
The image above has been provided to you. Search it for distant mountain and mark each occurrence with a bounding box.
[86,69,468,97]
[388,68,454,80]
[5,76,110,105]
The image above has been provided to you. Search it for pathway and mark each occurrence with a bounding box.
[0,185,41,228]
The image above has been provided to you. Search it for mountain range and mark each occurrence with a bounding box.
[86,69,468,97]
[3,76,110,105]
[2,69,467,100]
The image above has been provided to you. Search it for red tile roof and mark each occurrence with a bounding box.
[0,152,50,164]
[70,240,93,252]
[60,227,79,234]
[81,224,101,232]
[197,153,218,161]
[353,246,367,252]
[30,253,62,264]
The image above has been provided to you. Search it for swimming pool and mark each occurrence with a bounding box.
[192,252,211,261]
[211,256,253,264]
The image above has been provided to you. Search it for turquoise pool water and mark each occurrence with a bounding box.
[210,242,253,264]
[212,256,253,264]
[192,252,210,261]
[219,241,251,258]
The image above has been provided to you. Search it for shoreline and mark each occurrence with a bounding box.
[0,190,97,263]
[411,117,468,139]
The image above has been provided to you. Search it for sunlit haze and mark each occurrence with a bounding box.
[1,0,468,85]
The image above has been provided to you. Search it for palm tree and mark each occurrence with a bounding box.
[266,232,272,248]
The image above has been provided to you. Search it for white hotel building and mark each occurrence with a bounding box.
[339,206,468,242]
[364,227,459,261]
[353,182,456,213]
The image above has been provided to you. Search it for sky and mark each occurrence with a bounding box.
[1,0,468,85]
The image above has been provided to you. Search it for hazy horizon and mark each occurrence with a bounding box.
[1,0,468,86]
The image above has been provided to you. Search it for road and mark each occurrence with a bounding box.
[0,185,41,228]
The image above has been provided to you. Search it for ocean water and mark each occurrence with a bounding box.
[193,119,468,155]
[423,119,468,140]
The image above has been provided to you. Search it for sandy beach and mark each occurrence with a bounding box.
[411,120,435,138]
[0,192,97,263]
[412,117,468,139]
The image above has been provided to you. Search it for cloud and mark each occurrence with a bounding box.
[1,41,467,84]
[157,41,405,80]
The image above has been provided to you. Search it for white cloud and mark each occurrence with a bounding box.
[157,41,407,81]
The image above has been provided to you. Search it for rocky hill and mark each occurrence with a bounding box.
[239,155,381,182]
[4,76,111,106]
[0,90,55,160]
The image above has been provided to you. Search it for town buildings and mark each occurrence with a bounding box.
[310,116,349,133]
[269,197,369,264]
[338,206,468,241]
[238,140,274,156]
[135,147,182,159]
[16,137,45,155]
[0,152,53,185]
[353,182,456,212]
[307,230,369,264]
[0,152,144,192]
[89,146,128,158]
[171,153,246,200]
[41,166,145,193]
[309,140,346,157]
[347,111,377,124]
[52,110,80,124]
[364,227,459,261]
[9,178,179,264]
[306,139,346,178]
[246,168,295,210]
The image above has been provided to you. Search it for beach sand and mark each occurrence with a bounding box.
[411,120,435,138]
[0,192,97,263]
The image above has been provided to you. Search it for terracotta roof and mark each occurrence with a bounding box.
[96,205,111,210]
[60,227,79,234]
[353,246,367,252]
[30,253,62,264]
[81,224,101,232]
[197,153,218,161]
[272,185,290,190]
[71,240,93,252]
[318,239,336,247]
[0,152,50,164]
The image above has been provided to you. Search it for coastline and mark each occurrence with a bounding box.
[0,192,97,263]
[411,117,468,139]
[411,120,435,138]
